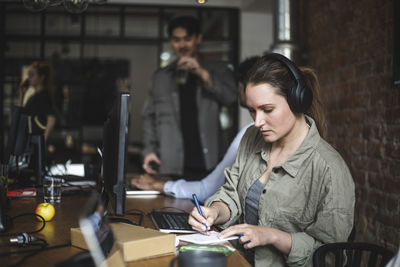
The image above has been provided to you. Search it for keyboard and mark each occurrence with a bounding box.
[151,211,196,233]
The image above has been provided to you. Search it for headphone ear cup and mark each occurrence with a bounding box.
[300,82,313,113]
[288,79,313,113]
[262,53,313,113]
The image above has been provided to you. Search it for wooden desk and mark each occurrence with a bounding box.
[1,193,251,267]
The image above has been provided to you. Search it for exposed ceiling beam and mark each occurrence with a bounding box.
[106,0,259,8]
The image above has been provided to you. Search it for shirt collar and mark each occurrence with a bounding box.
[255,115,321,178]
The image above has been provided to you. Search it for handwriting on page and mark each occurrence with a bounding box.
[177,231,239,245]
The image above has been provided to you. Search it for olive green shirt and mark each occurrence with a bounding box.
[205,116,355,267]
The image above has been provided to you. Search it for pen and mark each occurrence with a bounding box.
[192,194,208,232]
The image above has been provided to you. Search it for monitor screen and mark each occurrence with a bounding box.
[5,106,31,170]
[101,92,130,216]
[5,106,46,187]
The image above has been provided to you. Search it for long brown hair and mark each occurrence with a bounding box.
[30,61,53,98]
[245,57,327,138]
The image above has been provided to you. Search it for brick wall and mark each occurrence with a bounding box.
[301,0,399,250]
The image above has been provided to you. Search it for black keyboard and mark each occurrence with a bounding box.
[151,211,196,233]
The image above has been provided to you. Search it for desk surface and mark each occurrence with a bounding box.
[1,193,251,267]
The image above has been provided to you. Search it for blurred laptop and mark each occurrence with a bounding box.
[79,191,126,267]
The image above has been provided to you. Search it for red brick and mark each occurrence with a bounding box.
[385,143,400,158]
[382,177,400,194]
[366,141,384,158]
[302,0,397,249]
[386,196,400,213]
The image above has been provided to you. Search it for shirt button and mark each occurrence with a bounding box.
[203,148,208,154]
[262,189,266,194]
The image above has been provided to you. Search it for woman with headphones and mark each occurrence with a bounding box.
[19,61,56,142]
[188,54,355,266]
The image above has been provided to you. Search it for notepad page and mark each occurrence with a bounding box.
[177,231,239,245]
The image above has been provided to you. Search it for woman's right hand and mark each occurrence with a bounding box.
[188,205,219,234]
[19,78,29,94]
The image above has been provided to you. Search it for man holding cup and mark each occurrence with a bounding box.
[141,16,236,181]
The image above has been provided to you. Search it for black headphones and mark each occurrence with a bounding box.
[262,53,313,113]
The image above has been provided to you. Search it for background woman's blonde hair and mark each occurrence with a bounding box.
[31,61,53,97]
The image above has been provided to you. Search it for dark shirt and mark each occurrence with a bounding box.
[244,179,265,265]
[178,73,206,180]
[24,90,54,135]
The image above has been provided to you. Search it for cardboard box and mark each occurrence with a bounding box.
[71,222,176,262]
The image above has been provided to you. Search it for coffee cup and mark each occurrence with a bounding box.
[169,250,226,267]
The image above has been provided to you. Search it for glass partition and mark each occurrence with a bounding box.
[1,3,239,167]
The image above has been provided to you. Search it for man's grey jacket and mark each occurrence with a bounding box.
[142,59,237,176]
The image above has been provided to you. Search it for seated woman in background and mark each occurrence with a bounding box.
[188,54,355,266]
[19,61,56,142]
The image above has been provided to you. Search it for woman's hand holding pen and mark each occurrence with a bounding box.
[188,205,218,235]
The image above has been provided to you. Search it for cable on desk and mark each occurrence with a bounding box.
[1,236,47,267]
[0,242,69,257]
[107,216,137,226]
[125,208,145,226]
[55,251,94,267]
[4,243,70,267]
[0,213,46,237]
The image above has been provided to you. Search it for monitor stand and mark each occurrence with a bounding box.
[30,135,46,187]
[0,175,8,232]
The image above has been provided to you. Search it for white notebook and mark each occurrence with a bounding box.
[177,231,239,245]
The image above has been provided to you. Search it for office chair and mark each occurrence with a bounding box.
[313,242,394,267]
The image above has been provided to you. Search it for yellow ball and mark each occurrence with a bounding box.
[35,203,55,221]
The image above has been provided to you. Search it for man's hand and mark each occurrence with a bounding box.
[143,153,161,175]
[177,57,211,85]
[130,174,165,192]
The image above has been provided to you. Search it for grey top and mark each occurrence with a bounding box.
[205,116,355,267]
[245,179,265,225]
[142,59,236,176]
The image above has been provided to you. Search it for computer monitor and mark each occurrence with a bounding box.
[5,106,30,171]
[101,92,130,216]
[0,166,7,232]
[1,106,30,232]
[4,106,46,187]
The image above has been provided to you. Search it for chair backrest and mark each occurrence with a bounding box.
[313,242,394,267]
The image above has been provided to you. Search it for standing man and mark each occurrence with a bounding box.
[142,16,236,180]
